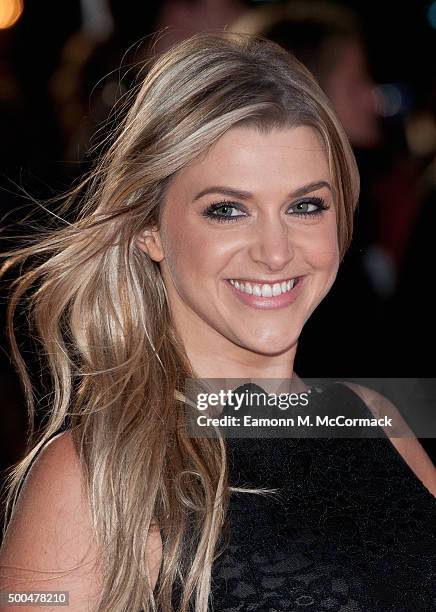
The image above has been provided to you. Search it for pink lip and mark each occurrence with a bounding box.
[225,277,304,310]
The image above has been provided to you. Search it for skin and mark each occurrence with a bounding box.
[153,0,247,56]
[1,129,434,612]
[136,126,436,498]
[325,38,381,149]
[136,125,339,387]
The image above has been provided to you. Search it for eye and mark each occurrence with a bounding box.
[201,201,245,223]
[288,197,329,217]
[201,196,330,223]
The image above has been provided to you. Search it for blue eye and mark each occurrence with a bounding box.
[202,197,330,223]
[202,201,243,222]
[291,198,328,215]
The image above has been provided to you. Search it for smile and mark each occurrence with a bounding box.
[228,278,296,297]
[225,277,303,310]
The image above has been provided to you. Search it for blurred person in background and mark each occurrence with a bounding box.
[232,1,380,149]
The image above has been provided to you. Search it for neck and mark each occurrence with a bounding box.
[187,348,297,380]
[180,335,310,395]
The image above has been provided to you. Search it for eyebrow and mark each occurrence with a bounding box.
[193,180,333,202]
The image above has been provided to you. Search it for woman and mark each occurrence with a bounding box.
[0,32,435,612]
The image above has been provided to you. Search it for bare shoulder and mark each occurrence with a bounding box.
[341,382,436,498]
[0,430,102,611]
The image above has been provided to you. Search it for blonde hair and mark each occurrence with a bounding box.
[0,31,359,611]
[230,1,363,90]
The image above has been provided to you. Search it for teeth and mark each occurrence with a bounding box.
[229,278,296,296]
[272,283,281,297]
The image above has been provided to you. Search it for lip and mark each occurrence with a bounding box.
[226,276,297,285]
[225,276,304,310]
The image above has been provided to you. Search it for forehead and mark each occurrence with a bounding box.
[174,125,331,194]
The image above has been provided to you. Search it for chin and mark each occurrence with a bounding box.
[238,330,300,357]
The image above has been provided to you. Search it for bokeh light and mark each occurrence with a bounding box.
[405,112,436,156]
[0,0,23,30]
[375,84,404,117]
[427,1,436,29]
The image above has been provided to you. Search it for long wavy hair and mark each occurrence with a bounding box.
[0,31,359,611]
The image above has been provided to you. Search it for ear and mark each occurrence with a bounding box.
[136,226,165,262]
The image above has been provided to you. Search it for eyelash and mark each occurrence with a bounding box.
[201,197,330,223]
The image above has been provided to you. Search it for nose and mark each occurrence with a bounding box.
[248,217,295,272]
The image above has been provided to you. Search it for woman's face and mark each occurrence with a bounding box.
[137,125,339,359]
[325,39,381,149]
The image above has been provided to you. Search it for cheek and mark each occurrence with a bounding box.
[160,218,219,287]
[304,223,339,273]
[320,234,340,290]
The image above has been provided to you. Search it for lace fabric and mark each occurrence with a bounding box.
[209,382,436,611]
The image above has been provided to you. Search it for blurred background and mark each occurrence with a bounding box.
[1,0,436,521]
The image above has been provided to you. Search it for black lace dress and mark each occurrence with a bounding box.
[155,382,436,612]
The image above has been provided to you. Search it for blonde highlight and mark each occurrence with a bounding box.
[0,31,359,611]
